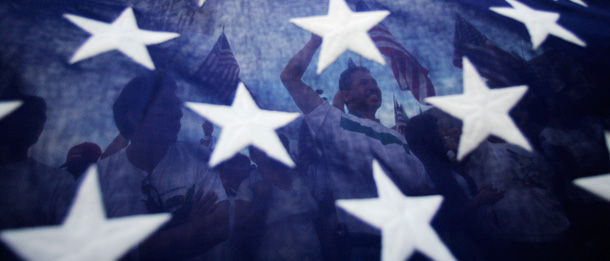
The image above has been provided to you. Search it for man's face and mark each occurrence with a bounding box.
[344,70,382,111]
[441,127,461,152]
[134,88,183,144]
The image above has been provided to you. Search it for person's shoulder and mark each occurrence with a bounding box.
[170,142,217,178]
[342,112,405,139]
[172,141,210,159]
[97,148,128,172]
[23,159,71,179]
[306,101,341,117]
[15,159,75,191]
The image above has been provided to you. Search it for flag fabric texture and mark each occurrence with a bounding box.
[2,0,610,260]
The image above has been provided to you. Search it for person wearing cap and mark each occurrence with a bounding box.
[60,142,101,179]
[96,71,229,260]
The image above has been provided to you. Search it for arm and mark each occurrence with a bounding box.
[280,34,324,114]
[234,181,271,236]
[139,198,230,260]
[332,90,345,112]
[234,181,272,258]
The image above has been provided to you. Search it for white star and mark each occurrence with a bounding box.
[64,7,180,70]
[0,166,170,261]
[289,0,389,74]
[573,132,610,202]
[572,0,588,7]
[574,174,610,202]
[336,160,455,261]
[186,83,300,168]
[490,0,586,50]
[198,0,207,7]
[0,100,22,120]
[555,0,588,7]
[425,57,532,161]
[569,0,588,7]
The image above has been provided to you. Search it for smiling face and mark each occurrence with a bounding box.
[343,70,382,113]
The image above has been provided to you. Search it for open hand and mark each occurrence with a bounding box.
[188,190,218,221]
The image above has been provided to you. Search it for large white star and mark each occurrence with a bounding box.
[0,100,22,120]
[425,57,532,161]
[336,160,455,261]
[64,7,180,70]
[573,132,610,202]
[0,166,170,261]
[186,83,300,168]
[289,0,389,74]
[490,0,586,50]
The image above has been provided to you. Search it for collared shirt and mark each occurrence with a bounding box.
[347,110,381,123]
[304,102,431,234]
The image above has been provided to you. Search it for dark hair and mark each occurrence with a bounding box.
[405,114,445,159]
[339,66,370,91]
[405,113,476,213]
[113,71,177,139]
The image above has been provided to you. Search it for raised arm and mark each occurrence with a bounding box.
[332,90,345,112]
[280,34,324,114]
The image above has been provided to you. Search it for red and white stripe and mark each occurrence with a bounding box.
[368,21,436,104]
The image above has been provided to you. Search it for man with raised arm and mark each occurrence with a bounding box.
[280,35,431,239]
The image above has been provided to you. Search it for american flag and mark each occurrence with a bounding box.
[453,14,489,68]
[355,1,435,104]
[454,14,529,87]
[194,31,241,105]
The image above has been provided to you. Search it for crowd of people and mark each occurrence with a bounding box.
[1,34,610,261]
